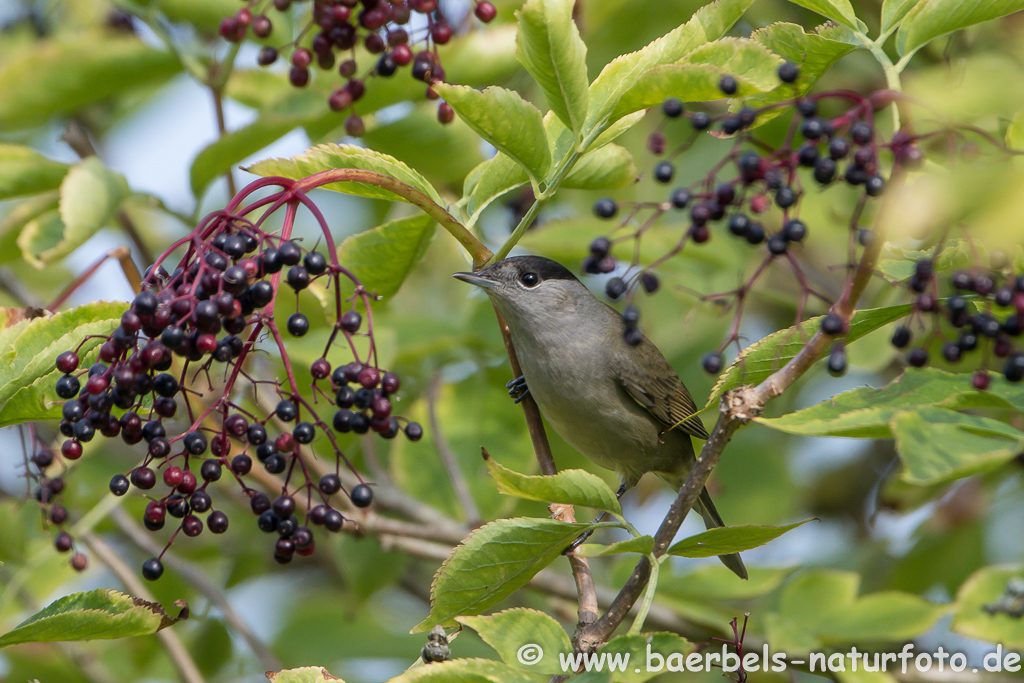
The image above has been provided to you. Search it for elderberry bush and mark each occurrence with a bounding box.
[222,0,497,129]
[47,175,422,578]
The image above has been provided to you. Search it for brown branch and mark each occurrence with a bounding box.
[579,194,888,645]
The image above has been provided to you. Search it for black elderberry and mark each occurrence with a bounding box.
[702,352,723,374]
[287,313,310,337]
[827,346,847,376]
[350,483,373,507]
[783,219,807,242]
[293,421,315,444]
[821,313,844,336]
[718,75,738,95]
[200,459,222,482]
[653,161,674,184]
[778,61,799,83]
[605,277,627,300]
[142,558,163,580]
[662,98,684,117]
[320,474,342,495]
[690,112,711,130]
[593,198,617,219]
[109,474,130,496]
[287,266,311,291]
[813,158,837,184]
[276,399,298,422]
[340,310,362,333]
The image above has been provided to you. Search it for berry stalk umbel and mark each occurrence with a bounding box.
[50,173,422,578]
[586,66,938,374]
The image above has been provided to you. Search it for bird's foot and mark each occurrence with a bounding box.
[563,528,595,554]
[506,375,530,404]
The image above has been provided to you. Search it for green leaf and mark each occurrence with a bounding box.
[818,592,949,643]
[898,0,1024,57]
[266,667,346,683]
[562,144,637,190]
[706,304,914,408]
[18,158,129,268]
[0,589,187,647]
[667,519,814,557]
[576,536,654,557]
[1008,107,1024,152]
[0,144,69,200]
[458,608,572,675]
[756,367,1024,438]
[485,456,622,514]
[245,143,443,205]
[877,239,978,281]
[659,565,795,602]
[784,0,861,29]
[952,566,1024,648]
[335,214,435,302]
[0,34,180,130]
[745,23,857,120]
[385,658,538,683]
[190,91,325,199]
[413,518,603,631]
[0,301,124,427]
[464,153,529,221]
[515,0,589,137]
[892,407,1024,484]
[584,0,757,133]
[0,192,59,265]
[881,0,923,34]
[610,38,783,122]
[433,84,550,183]
[598,633,693,683]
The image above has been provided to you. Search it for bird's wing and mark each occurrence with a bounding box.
[611,348,710,441]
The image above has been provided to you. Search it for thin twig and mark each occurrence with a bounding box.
[426,376,481,527]
[80,533,205,683]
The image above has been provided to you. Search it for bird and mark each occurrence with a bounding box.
[454,255,746,579]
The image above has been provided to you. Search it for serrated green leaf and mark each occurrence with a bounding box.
[433,84,550,183]
[668,519,814,557]
[266,667,346,683]
[585,0,757,133]
[881,0,923,34]
[0,144,69,200]
[0,589,187,647]
[464,153,530,221]
[413,518,604,631]
[334,214,435,302]
[562,144,637,190]
[757,367,1024,438]
[515,0,589,137]
[245,143,442,205]
[0,34,180,130]
[190,91,326,199]
[898,0,1024,57]
[952,566,1024,648]
[0,301,124,422]
[610,38,783,122]
[18,158,129,268]
[707,304,914,408]
[486,457,622,514]
[745,23,857,121]
[458,608,571,675]
[784,0,861,29]
[576,536,654,557]
[385,658,537,683]
[892,407,1024,484]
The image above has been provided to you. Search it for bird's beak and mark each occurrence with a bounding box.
[452,271,498,290]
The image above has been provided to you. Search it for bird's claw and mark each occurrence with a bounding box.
[506,375,530,403]
[563,529,595,555]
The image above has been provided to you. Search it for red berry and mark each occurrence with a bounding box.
[163,466,184,488]
[972,371,991,390]
[475,1,497,22]
[61,439,83,460]
[438,102,455,124]
[56,351,79,374]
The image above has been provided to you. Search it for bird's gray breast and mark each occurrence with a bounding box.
[510,319,675,483]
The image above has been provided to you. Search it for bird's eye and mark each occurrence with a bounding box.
[520,272,539,287]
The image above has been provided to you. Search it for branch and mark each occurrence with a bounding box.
[580,196,888,645]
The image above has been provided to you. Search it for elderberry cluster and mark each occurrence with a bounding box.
[49,179,423,579]
[22,435,88,572]
[888,264,1024,389]
[221,0,497,130]
[585,63,921,369]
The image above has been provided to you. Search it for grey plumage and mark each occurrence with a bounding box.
[454,255,747,579]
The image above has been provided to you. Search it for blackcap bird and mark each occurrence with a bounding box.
[454,255,747,579]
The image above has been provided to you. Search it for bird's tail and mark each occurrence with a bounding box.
[695,487,748,580]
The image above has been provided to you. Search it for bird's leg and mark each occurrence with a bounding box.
[563,483,629,554]
[506,375,530,404]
